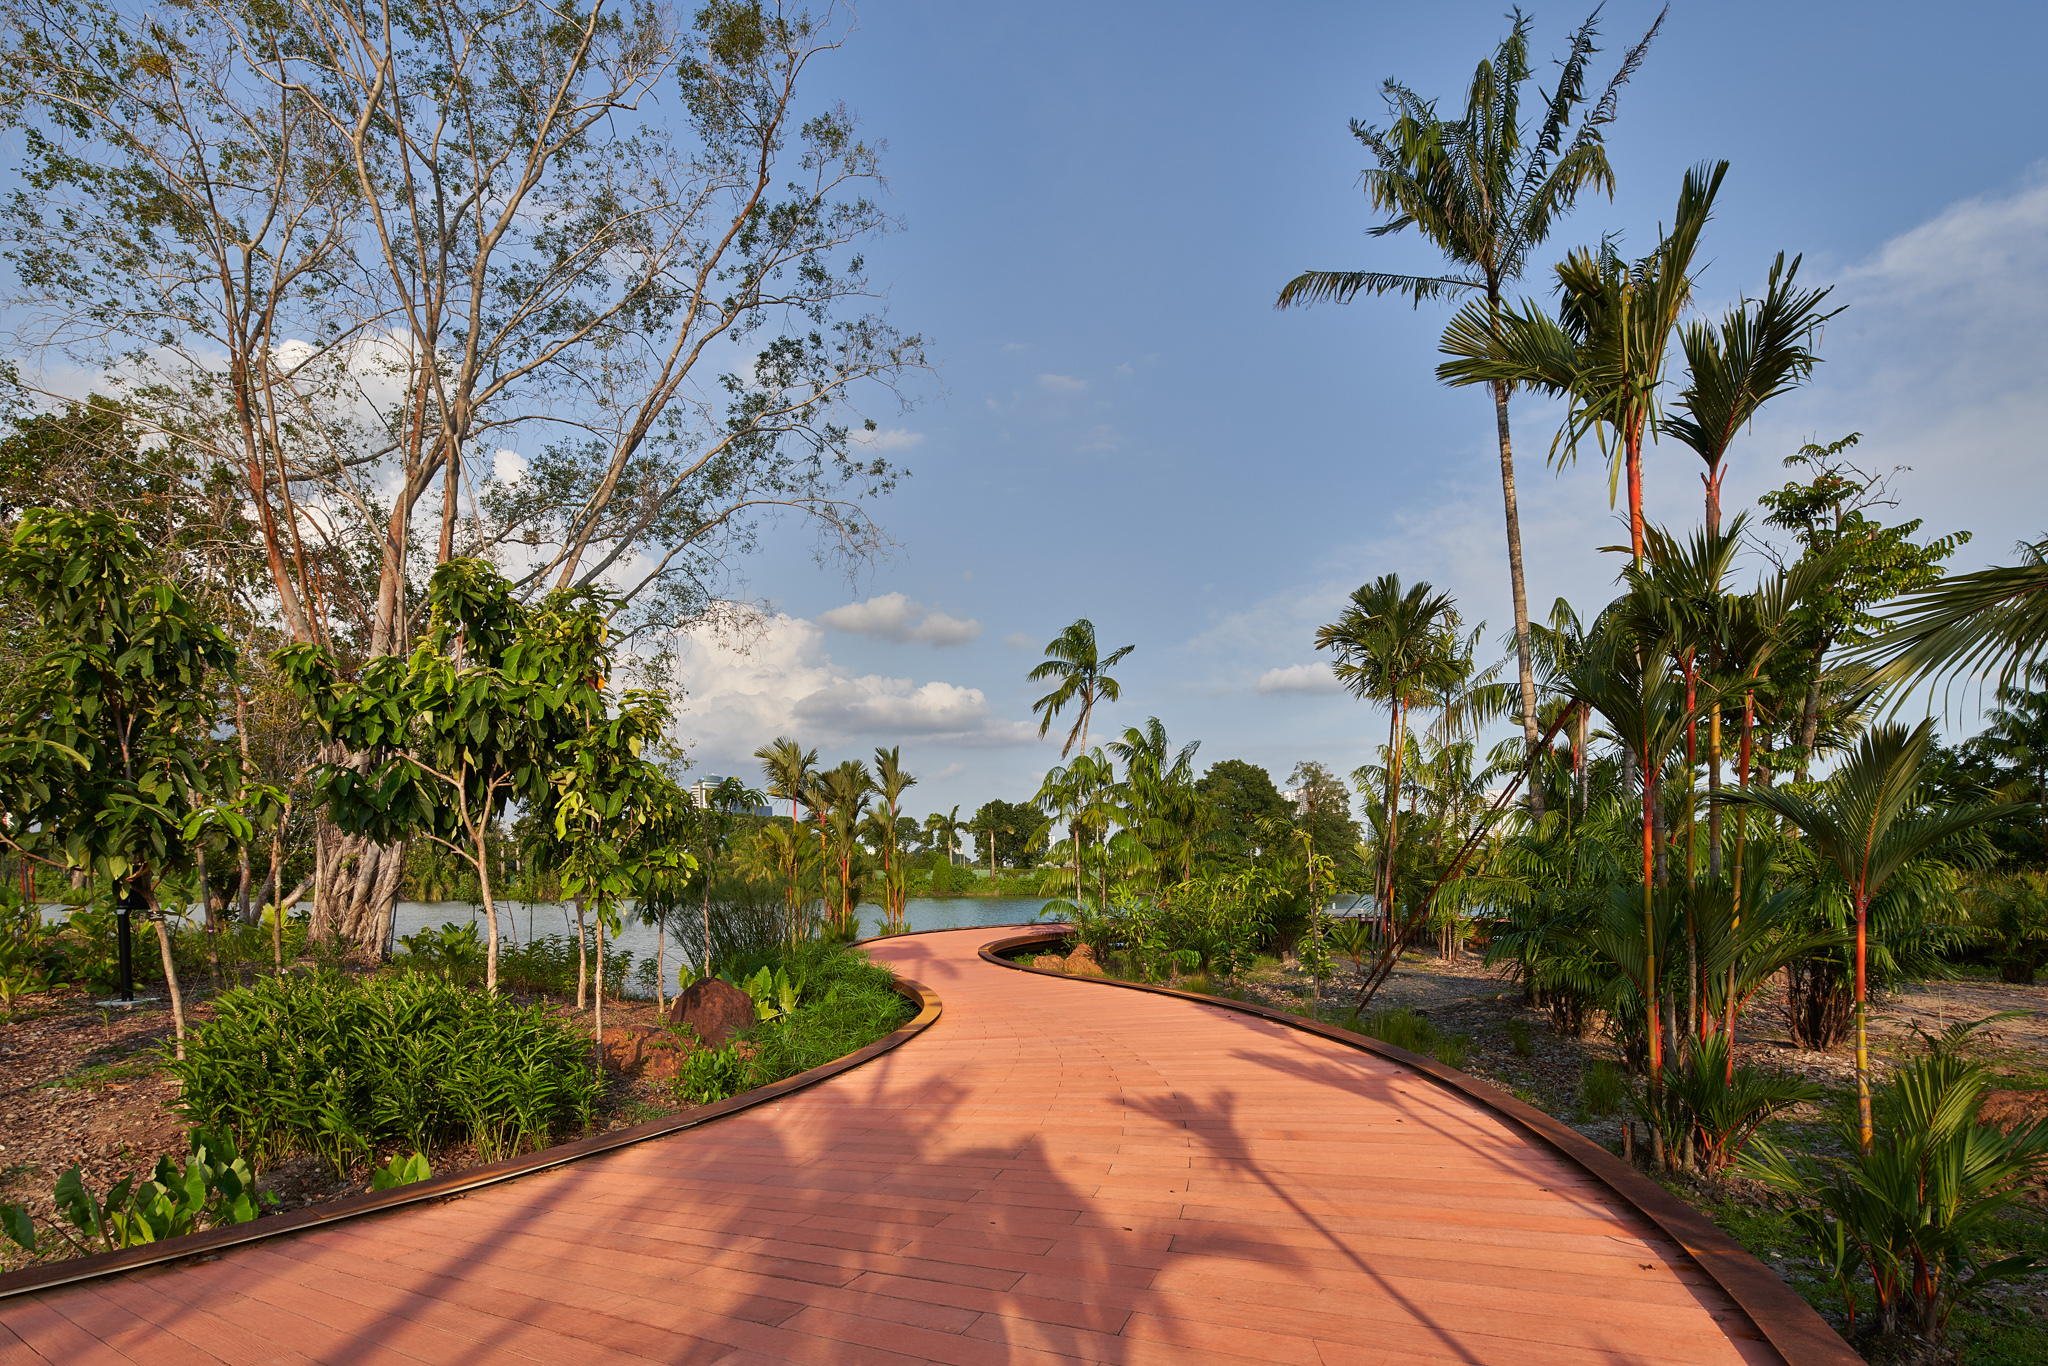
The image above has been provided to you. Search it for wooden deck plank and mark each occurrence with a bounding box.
[3,927,1794,1363]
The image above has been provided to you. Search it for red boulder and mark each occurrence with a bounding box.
[664,977,757,1050]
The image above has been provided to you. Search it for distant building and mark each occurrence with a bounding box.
[688,775,774,818]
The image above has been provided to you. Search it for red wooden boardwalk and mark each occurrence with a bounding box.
[1,928,1785,1365]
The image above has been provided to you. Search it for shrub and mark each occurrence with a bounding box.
[1639,1035,1821,1175]
[497,930,636,997]
[165,971,600,1173]
[672,941,912,1105]
[1580,1058,1627,1117]
[1744,1034,2048,1344]
[1,1129,260,1258]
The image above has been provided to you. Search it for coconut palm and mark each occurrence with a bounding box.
[924,805,963,868]
[754,737,817,823]
[1665,255,1839,533]
[1279,9,1661,819]
[817,759,875,930]
[1725,720,2011,1151]
[1030,619,1134,759]
[1440,160,1726,564]
[1315,575,1467,921]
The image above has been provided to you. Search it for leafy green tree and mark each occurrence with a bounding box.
[1029,619,1134,758]
[1194,760,1292,867]
[1757,436,1970,778]
[1440,160,1727,564]
[1727,721,2011,1151]
[1276,8,1659,822]
[968,798,1044,871]
[1287,761,1362,874]
[1111,719,1208,882]
[277,559,620,992]
[0,510,239,1055]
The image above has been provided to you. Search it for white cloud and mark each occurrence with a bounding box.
[1037,373,1088,394]
[1077,424,1120,453]
[817,592,981,646]
[852,427,926,451]
[670,614,1036,767]
[492,448,526,483]
[1256,663,1343,695]
[1005,631,1036,649]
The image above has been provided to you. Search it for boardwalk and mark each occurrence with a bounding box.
[2,928,1784,1366]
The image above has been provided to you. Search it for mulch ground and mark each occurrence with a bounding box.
[0,974,680,1273]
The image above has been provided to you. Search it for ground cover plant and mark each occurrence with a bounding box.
[164,970,601,1174]
[672,941,913,1105]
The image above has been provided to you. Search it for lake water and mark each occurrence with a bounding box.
[390,896,1061,993]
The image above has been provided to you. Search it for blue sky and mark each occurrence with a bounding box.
[668,0,2048,822]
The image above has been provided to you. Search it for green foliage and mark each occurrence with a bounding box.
[396,922,487,983]
[1580,1058,1627,1117]
[969,798,1045,869]
[1066,874,1279,982]
[1969,873,2048,982]
[1504,1018,1535,1058]
[1360,1008,1473,1070]
[1744,1031,2048,1344]
[497,931,637,998]
[1636,1035,1822,1175]
[165,971,600,1173]
[734,965,800,1022]
[0,509,235,897]
[672,942,912,1106]
[369,1152,431,1192]
[1194,760,1292,867]
[1,1129,259,1257]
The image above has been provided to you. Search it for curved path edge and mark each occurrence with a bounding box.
[0,974,942,1304]
[982,926,1858,1366]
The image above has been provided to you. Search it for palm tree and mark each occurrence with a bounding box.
[1726,721,2010,1151]
[872,747,916,931]
[1315,575,1466,922]
[1030,619,1134,758]
[1278,8,1662,821]
[924,805,963,868]
[1665,255,1839,533]
[1860,534,2048,696]
[754,737,817,823]
[1440,160,1726,565]
[817,759,875,929]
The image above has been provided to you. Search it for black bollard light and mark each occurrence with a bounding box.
[116,881,142,1002]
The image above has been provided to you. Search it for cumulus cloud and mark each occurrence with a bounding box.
[851,426,926,451]
[492,449,526,483]
[817,592,981,646]
[670,614,1036,767]
[1037,373,1088,394]
[1256,663,1343,695]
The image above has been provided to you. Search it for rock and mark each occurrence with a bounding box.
[1030,953,1064,970]
[663,977,757,1050]
[603,1024,688,1081]
[1977,1089,2048,1135]
[1063,944,1103,977]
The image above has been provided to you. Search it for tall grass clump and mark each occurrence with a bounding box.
[165,971,600,1174]
[675,942,913,1105]
[1360,1007,1474,1070]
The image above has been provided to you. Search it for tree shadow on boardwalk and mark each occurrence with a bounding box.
[11,938,1769,1366]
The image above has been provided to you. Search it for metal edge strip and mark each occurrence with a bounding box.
[978,926,1858,1366]
[0,974,942,1303]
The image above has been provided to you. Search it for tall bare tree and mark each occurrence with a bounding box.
[1,0,924,953]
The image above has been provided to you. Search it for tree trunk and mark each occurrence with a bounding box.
[1854,889,1873,1153]
[1492,379,1544,825]
[475,825,500,995]
[1796,668,1824,784]
[153,918,187,1061]
[574,895,588,1010]
[594,908,606,1078]
[309,785,405,959]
